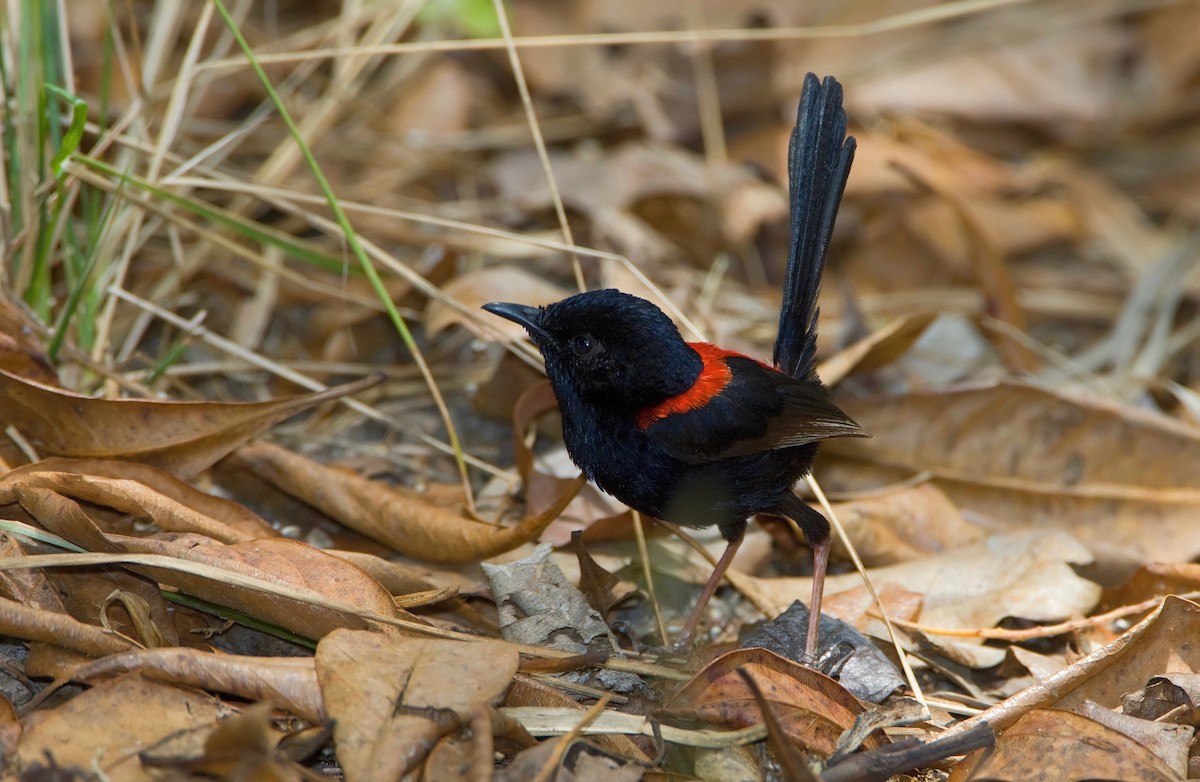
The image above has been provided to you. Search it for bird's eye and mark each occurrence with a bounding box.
[570,334,596,356]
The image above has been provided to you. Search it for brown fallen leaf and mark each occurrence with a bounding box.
[0,468,272,544]
[69,648,323,724]
[423,718,492,782]
[13,485,399,640]
[943,596,1200,741]
[0,596,137,660]
[227,441,584,564]
[826,380,1200,564]
[738,668,821,781]
[949,709,1179,782]
[327,549,461,597]
[316,629,519,781]
[1123,672,1200,722]
[385,58,472,136]
[822,483,981,567]
[663,647,886,758]
[1074,699,1193,778]
[8,457,277,538]
[16,673,233,774]
[819,582,925,633]
[176,700,303,781]
[731,531,1100,668]
[906,196,1083,273]
[0,692,16,759]
[0,369,380,478]
[836,380,1200,493]
[0,532,69,613]
[570,531,626,618]
[130,536,404,639]
[1101,562,1200,613]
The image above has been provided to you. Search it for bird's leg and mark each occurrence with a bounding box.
[674,533,743,649]
[805,535,831,661]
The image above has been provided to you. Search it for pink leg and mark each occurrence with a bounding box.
[674,536,743,649]
[805,536,830,660]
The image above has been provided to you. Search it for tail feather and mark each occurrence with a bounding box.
[773,74,856,381]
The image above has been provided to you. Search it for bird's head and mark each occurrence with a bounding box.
[484,289,701,410]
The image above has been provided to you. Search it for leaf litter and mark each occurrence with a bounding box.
[3,0,1200,779]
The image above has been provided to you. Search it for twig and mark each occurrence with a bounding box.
[821,722,995,782]
[882,590,1200,641]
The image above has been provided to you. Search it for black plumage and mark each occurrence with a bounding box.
[484,74,863,655]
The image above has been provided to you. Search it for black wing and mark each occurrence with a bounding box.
[774,73,856,382]
[644,357,866,465]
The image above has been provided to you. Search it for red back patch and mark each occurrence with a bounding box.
[636,343,747,430]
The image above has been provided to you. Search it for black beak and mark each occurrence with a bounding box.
[482,302,551,340]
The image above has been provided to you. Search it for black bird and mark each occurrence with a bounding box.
[485,74,865,657]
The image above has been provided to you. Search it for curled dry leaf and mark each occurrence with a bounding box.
[327,549,456,597]
[1075,699,1194,777]
[0,596,137,659]
[663,647,886,758]
[123,536,401,640]
[315,629,518,782]
[69,648,323,724]
[425,265,571,342]
[328,549,493,629]
[1124,672,1200,722]
[944,596,1200,740]
[827,380,1200,564]
[1050,596,1200,716]
[949,709,1179,782]
[14,457,277,539]
[0,467,273,544]
[228,441,584,564]
[12,484,397,640]
[569,530,627,617]
[0,369,380,479]
[1,486,179,651]
[100,590,167,648]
